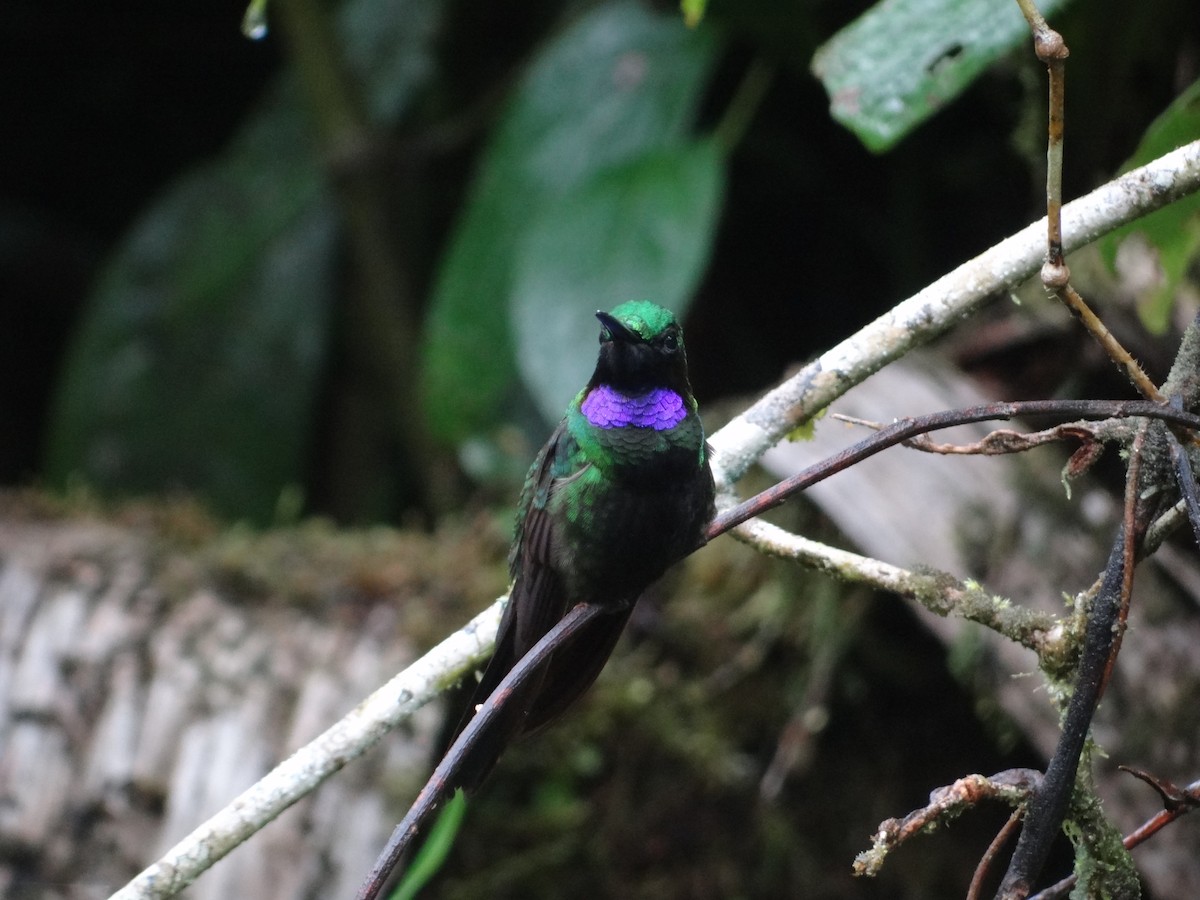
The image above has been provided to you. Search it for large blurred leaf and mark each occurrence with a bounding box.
[45,0,440,521]
[421,2,717,442]
[512,140,723,422]
[1099,78,1200,334]
[45,89,336,520]
[812,0,1071,152]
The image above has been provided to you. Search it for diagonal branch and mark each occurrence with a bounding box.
[708,139,1200,490]
[106,602,503,900]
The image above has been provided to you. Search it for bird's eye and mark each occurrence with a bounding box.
[660,331,679,351]
[599,327,612,344]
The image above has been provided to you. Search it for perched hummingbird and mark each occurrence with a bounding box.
[452,300,715,791]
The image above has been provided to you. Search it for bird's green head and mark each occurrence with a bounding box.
[590,301,692,395]
[603,300,678,342]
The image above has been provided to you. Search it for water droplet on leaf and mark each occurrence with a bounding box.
[241,0,269,40]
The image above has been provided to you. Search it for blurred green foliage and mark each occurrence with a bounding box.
[510,140,724,424]
[44,0,441,522]
[421,3,719,442]
[1099,77,1200,333]
[39,0,1198,522]
[45,90,336,520]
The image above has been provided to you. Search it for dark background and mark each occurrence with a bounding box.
[5,0,1196,511]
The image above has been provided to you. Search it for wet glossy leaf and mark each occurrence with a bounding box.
[812,0,1071,152]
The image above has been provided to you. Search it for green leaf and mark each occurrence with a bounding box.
[512,141,723,422]
[421,2,717,442]
[812,0,1072,152]
[784,406,827,443]
[389,790,468,900]
[1098,78,1200,334]
[45,0,441,521]
[45,88,335,522]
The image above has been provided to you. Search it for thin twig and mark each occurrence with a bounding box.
[1013,0,1067,263]
[707,399,1200,541]
[1054,284,1164,401]
[969,812,1023,900]
[854,770,1042,878]
[1014,0,1163,401]
[832,413,1105,457]
[1099,424,1146,696]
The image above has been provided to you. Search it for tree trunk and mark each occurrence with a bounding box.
[0,503,502,900]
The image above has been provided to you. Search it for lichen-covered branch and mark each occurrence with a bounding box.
[854,770,1043,878]
[724,512,1059,653]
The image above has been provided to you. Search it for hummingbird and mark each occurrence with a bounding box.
[451,300,715,792]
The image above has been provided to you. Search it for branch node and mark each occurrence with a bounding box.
[1033,29,1069,64]
[1041,261,1071,289]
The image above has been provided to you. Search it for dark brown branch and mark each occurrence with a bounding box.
[1100,426,1148,695]
[705,399,1200,542]
[969,813,1023,900]
[995,529,1129,899]
[1165,419,1200,549]
[355,602,609,900]
[832,413,1105,458]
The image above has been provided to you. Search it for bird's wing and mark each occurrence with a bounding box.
[510,421,639,734]
[520,602,634,733]
[507,419,579,659]
[450,421,578,791]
